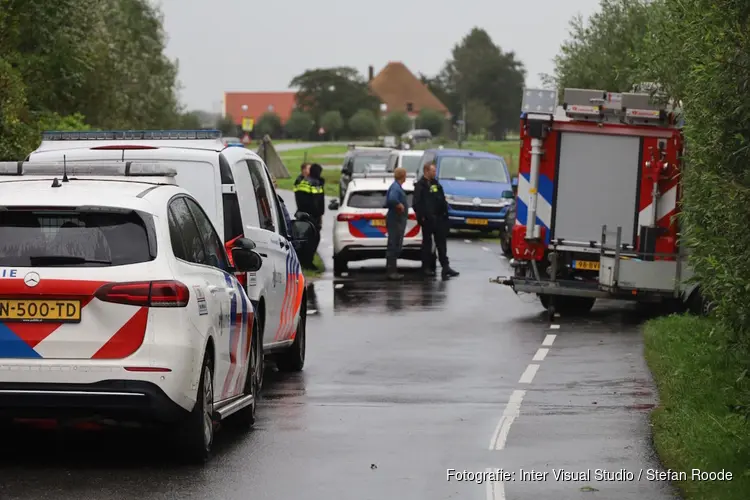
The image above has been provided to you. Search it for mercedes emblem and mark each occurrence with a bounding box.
[23,272,40,288]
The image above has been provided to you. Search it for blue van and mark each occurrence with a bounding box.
[420,148,516,233]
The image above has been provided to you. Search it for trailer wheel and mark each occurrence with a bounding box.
[540,295,595,316]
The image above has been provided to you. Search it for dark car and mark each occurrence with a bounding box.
[338,148,392,203]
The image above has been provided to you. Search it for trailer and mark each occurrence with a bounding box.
[492,87,704,319]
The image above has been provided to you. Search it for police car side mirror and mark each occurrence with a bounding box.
[328,199,339,210]
[232,248,263,273]
[232,237,256,250]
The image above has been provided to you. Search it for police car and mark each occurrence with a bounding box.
[28,130,312,375]
[329,176,424,276]
[0,161,263,463]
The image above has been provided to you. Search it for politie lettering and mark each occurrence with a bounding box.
[0,269,18,278]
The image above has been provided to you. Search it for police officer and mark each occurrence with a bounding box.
[293,163,311,211]
[293,164,324,266]
[413,162,459,278]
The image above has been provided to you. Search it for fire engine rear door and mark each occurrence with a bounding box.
[553,132,641,245]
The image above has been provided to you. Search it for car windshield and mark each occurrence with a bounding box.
[400,155,423,174]
[348,190,415,209]
[352,155,389,174]
[438,156,509,183]
[0,209,154,267]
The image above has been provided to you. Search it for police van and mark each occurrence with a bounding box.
[27,130,315,373]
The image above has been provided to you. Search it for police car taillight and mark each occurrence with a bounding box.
[95,280,189,307]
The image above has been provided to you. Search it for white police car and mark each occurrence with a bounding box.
[0,161,263,463]
[329,176,425,276]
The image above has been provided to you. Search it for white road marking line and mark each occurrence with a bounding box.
[489,390,525,450]
[550,324,560,329]
[485,469,506,500]
[481,246,490,251]
[518,364,540,384]
[464,239,472,243]
[327,245,333,250]
[542,334,556,346]
[532,347,549,361]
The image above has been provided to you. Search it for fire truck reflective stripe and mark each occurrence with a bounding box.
[91,307,149,359]
[515,172,553,243]
[638,183,678,228]
[33,300,144,359]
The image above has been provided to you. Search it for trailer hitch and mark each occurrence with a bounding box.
[489,276,514,286]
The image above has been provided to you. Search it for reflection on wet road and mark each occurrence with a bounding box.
[0,194,676,500]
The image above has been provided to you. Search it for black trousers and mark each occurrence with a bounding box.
[420,217,449,269]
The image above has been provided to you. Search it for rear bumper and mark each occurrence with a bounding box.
[0,380,190,424]
[336,244,423,262]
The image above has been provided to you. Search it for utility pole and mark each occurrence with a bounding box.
[457,102,467,149]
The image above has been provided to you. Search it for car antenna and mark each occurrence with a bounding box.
[62,154,69,183]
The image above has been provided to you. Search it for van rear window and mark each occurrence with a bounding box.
[348,190,414,208]
[0,209,155,267]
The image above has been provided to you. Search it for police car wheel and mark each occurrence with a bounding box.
[333,256,348,276]
[227,319,262,428]
[277,299,306,372]
[177,352,214,464]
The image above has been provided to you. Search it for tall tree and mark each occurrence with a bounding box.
[443,28,526,139]
[542,0,653,95]
[289,67,380,125]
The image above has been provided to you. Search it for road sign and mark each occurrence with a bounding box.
[242,118,254,132]
[241,134,250,144]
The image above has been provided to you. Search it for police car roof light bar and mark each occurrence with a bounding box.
[41,129,222,141]
[0,161,177,177]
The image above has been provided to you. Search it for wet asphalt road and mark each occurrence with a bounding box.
[0,193,677,500]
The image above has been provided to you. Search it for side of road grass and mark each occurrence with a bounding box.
[644,315,750,499]
[275,169,340,197]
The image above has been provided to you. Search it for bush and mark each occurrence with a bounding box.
[256,112,282,138]
[320,110,344,139]
[348,109,379,138]
[385,111,411,136]
[641,0,750,342]
[0,58,36,159]
[285,110,314,139]
[415,108,444,136]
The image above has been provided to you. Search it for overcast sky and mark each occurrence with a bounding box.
[156,0,602,112]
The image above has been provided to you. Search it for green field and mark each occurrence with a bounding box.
[644,315,750,499]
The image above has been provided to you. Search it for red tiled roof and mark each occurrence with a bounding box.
[223,92,297,124]
[369,62,450,117]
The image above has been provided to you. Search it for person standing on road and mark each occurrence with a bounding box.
[413,162,460,278]
[385,167,409,280]
[308,163,325,232]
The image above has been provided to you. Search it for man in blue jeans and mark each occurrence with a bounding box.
[385,167,409,280]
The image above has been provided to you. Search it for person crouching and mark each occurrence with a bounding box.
[385,167,409,280]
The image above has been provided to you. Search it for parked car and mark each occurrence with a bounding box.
[338,147,392,203]
[28,130,315,374]
[415,148,515,237]
[386,150,424,177]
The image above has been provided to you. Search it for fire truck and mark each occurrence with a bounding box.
[493,87,704,319]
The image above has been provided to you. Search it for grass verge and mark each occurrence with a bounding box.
[302,253,325,279]
[275,169,340,198]
[643,315,750,499]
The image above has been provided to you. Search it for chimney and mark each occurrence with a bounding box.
[368,65,374,81]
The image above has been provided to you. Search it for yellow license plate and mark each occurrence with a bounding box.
[370,219,386,227]
[466,218,488,225]
[0,299,81,323]
[572,260,600,271]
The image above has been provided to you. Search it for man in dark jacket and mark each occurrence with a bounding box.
[413,162,459,278]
